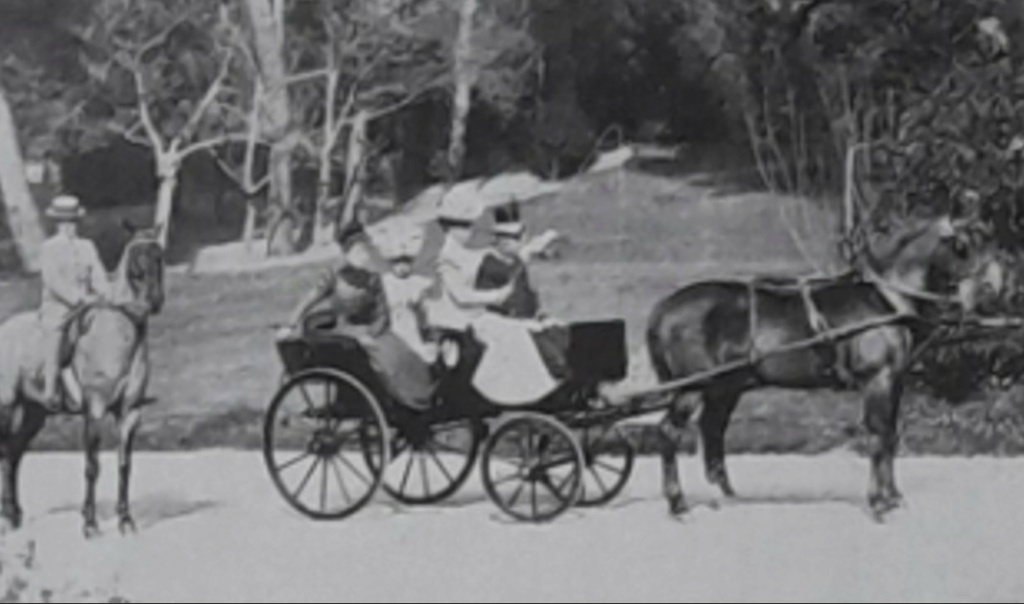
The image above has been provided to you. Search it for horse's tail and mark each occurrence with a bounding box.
[646,299,676,383]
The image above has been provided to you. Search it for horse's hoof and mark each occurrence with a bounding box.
[869,497,900,522]
[119,517,137,536]
[83,524,101,540]
[668,498,689,517]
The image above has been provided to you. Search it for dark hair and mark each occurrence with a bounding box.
[336,221,367,250]
[493,202,521,225]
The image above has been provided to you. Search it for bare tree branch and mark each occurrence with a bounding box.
[213,153,271,194]
[129,61,164,150]
[134,5,204,59]
[363,84,437,121]
[178,53,233,142]
[179,133,253,159]
[108,120,151,148]
[285,68,333,87]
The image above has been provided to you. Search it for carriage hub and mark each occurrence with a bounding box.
[308,429,345,457]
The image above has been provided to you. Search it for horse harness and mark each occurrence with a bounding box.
[744,273,922,387]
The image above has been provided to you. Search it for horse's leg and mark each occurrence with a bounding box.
[659,396,695,517]
[863,366,902,518]
[3,404,47,531]
[82,405,103,539]
[116,406,141,535]
[699,388,743,498]
[881,373,905,505]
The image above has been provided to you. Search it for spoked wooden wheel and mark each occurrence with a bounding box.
[482,414,584,523]
[365,417,483,505]
[263,369,389,521]
[576,424,635,507]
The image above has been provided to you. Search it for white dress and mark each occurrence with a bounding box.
[381,273,437,364]
[427,236,559,406]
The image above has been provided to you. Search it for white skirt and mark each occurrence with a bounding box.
[470,313,560,406]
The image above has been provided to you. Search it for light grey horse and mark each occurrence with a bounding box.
[0,225,164,537]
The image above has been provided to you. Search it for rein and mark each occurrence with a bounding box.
[862,267,958,305]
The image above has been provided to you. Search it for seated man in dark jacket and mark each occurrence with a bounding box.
[280,222,435,410]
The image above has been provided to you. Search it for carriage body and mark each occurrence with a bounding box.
[274,318,629,415]
[264,318,636,524]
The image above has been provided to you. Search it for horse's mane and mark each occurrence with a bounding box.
[862,217,939,275]
[111,229,161,305]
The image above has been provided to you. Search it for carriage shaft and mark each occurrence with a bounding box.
[592,312,913,421]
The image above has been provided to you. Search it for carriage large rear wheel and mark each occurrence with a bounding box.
[576,424,635,507]
[481,414,584,523]
[263,369,389,521]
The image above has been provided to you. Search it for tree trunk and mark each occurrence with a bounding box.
[313,70,340,247]
[153,157,181,249]
[448,0,479,179]
[341,110,369,231]
[242,0,295,252]
[313,143,335,246]
[242,200,258,252]
[0,84,46,273]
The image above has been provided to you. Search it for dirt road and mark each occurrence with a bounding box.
[11,452,1024,602]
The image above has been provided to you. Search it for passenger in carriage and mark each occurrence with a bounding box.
[283,221,388,341]
[280,222,435,411]
[475,202,561,319]
[377,223,438,366]
[426,192,562,406]
[477,202,570,379]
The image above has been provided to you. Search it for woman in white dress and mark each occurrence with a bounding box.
[426,191,560,406]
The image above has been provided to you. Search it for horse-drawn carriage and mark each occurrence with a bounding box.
[264,319,640,523]
[262,215,1007,524]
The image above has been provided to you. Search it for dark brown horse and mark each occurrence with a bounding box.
[646,215,989,519]
[0,225,164,537]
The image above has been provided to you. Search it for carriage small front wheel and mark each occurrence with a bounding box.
[576,424,635,507]
[263,369,389,521]
[481,413,584,523]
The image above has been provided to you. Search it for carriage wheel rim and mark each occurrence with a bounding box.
[576,424,635,508]
[363,416,483,506]
[263,369,389,521]
[482,413,584,523]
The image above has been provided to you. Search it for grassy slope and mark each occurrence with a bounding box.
[0,164,1011,453]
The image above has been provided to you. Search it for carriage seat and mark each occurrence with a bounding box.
[426,319,628,386]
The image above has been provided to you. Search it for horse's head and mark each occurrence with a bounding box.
[954,244,1009,315]
[119,220,165,315]
[867,214,961,285]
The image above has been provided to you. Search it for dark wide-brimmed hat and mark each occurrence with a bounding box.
[492,202,525,238]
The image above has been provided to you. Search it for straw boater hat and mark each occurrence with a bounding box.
[46,195,86,221]
[492,202,525,238]
[436,183,485,227]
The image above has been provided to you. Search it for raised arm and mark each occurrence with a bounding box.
[517,229,562,262]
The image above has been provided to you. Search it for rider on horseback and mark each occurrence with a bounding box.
[38,195,110,412]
